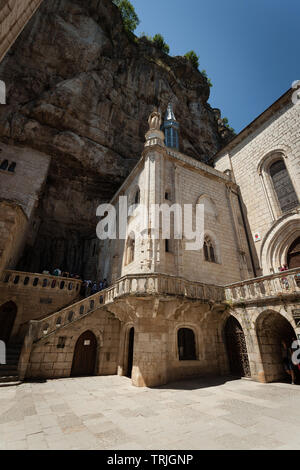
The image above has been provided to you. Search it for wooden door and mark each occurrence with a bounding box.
[0,301,17,344]
[225,316,251,377]
[71,330,97,377]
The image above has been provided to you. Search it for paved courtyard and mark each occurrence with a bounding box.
[0,375,300,450]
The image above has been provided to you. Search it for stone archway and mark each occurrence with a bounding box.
[287,236,300,269]
[260,215,300,273]
[256,311,296,383]
[224,316,251,377]
[71,330,97,377]
[0,301,17,343]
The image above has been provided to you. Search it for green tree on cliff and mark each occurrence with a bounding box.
[201,69,213,88]
[184,50,199,69]
[152,34,170,54]
[113,0,140,33]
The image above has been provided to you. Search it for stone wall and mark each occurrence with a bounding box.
[215,97,300,274]
[0,270,82,341]
[0,142,50,218]
[26,307,121,379]
[0,201,28,277]
[98,142,253,285]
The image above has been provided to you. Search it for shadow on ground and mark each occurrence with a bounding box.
[151,375,242,391]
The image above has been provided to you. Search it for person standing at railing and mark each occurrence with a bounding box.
[279,265,288,272]
[84,280,92,297]
[279,265,289,289]
[91,282,98,295]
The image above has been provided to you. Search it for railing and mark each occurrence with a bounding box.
[0,270,82,295]
[27,273,225,343]
[225,268,300,303]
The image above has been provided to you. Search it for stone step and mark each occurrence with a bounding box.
[0,376,20,384]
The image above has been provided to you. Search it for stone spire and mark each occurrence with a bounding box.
[163,103,179,150]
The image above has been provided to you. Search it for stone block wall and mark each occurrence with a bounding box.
[0,201,28,277]
[0,143,50,219]
[215,98,300,273]
[25,307,121,379]
[98,145,253,286]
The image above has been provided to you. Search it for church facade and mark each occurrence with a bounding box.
[0,87,299,387]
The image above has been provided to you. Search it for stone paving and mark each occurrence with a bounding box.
[1,375,300,450]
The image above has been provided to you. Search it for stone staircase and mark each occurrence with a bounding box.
[0,343,22,383]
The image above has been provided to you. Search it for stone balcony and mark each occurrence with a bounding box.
[27,273,225,343]
[0,269,82,295]
[225,268,300,305]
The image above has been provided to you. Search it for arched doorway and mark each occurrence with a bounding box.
[0,301,17,344]
[224,316,251,377]
[256,311,296,383]
[71,330,97,377]
[287,237,300,269]
[126,327,134,378]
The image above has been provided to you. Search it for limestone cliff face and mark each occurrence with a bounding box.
[0,0,232,277]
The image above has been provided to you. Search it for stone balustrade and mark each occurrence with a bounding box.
[225,267,300,304]
[0,269,82,294]
[27,273,225,343]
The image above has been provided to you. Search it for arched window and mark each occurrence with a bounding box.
[178,328,196,360]
[287,237,300,270]
[125,234,135,265]
[203,236,216,263]
[134,188,140,205]
[8,162,16,172]
[0,159,8,170]
[269,159,298,213]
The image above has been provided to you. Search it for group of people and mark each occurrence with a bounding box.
[41,268,109,297]
[81,279,108,298]
[42,268,81,280]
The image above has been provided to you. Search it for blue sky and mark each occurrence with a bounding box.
[130,0,300,134]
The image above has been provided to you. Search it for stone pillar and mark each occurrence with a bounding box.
[141,127,165,272]
[131,317,168,387]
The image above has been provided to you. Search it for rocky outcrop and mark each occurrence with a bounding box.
[0,0,233,277]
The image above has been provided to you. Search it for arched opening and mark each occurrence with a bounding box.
[287,236,300,269]
[224,316,251,377]
[71,330,97,377]
[256,311,297,383]
[8,162,16,172]
[269,159,298,213]
[0,159,8,170]
[0,301,17,344]
[203,236,216,263]
[125,234,135,266]
[126,327,134,378]
[177,328,196,360]
[134,188,140,205]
